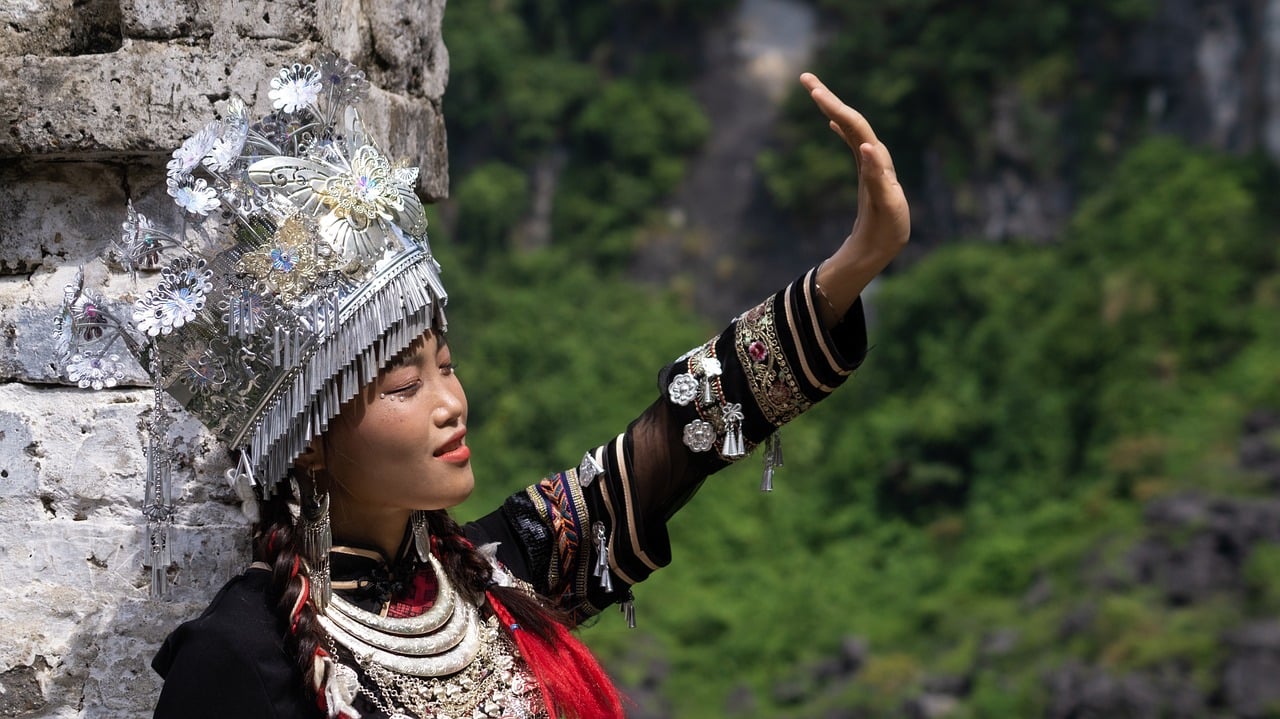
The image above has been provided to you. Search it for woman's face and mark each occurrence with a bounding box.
[318,330,474,520]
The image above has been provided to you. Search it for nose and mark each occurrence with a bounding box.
[433,377,466,427]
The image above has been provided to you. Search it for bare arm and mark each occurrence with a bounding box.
[799,72,911,326]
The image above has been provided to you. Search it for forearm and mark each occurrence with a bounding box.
[814,242,883,328]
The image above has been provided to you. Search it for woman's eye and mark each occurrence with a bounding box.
[440,362,456,376]
[393,379,422,395]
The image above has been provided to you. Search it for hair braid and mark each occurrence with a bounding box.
[248,496,622,719]
[253,479,332,714]
[423,511,566,639]
[423,510,624,719]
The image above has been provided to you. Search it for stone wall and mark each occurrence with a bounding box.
[0,2,448,716]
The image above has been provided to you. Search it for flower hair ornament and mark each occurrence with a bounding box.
[54,53,448,598]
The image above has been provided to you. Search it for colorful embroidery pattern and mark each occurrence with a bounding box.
[525,471,589,607]
[734,295,811,426]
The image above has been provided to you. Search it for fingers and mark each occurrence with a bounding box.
[801,72,878,148]
[802,72,901,204]
[859,141,904,208]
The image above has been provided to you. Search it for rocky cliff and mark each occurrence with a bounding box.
[0,2,447,715]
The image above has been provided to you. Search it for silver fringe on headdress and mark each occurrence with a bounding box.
[54,53,447,597]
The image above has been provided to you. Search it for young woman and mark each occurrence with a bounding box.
[79,58,907,719]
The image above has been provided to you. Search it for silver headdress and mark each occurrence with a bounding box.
[54,53,447,597]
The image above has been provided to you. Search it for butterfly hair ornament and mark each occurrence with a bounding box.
[54,53,448,598]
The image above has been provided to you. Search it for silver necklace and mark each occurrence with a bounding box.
[317,553,482,678]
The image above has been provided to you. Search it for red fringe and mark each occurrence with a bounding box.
[487,590,624,719]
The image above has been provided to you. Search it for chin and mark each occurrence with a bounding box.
[432,471,475,510]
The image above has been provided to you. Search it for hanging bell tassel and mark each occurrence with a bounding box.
[411,510,432,563]
[699,357,723,406]
[761,432,782,492]
[723,421,745,459]
[147,519,172,599]
[721,402,746,459]
[143,447,174,598]
[621,590,636,629]
[144,348,175,599]
[592,521,613,593]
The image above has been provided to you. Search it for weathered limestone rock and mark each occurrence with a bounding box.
[0,0,122,56]
[0,1,449,715]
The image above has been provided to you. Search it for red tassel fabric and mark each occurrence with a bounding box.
[487,590,624,719]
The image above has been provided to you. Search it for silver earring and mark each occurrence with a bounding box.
[411,510,432,563]
[298,469,332,609]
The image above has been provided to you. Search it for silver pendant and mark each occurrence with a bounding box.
[578,451,604,487]
[682,419,715,453]
[668,372,698,406]
[722,403,746,459]
[411,510,431,563]
[701,356,722,378]
[593,521,613,592]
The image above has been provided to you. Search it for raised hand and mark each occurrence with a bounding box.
[799,72,910,326]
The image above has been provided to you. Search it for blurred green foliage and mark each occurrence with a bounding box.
[438,3,1280,717]
[443,0,715,267]
[760,0,1157,219]
[442,136,1279,715]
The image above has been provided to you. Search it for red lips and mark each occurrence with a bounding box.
[434,429,470,464]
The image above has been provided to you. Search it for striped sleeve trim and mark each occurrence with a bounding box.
[800,267,855,378]
[524,470,590,605]
[782,268,867,395]
[785,270,837,392]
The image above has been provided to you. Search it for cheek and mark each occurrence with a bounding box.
[355,412,429,460]
[327,407,409,470]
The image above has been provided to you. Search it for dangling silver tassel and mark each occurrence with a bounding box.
[621,589,636,629]
[146,522,170,597]
[411,510,432,563]
[143,437,174,598]
[699,356,722,406]
[725,425,744,458]
[577,451,603,488]
[761,432,782,492]
[143,347,175,599]
[298,478,332,609]
[722,402,745,459]
[592,521,613,593]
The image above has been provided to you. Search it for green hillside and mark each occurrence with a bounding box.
[440,2,1280,716]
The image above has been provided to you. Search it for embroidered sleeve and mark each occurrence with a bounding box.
[655,266,866,480]
[520,470,598,623]
[480,266,867,624]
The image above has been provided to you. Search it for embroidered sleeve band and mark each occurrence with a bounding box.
[662,266,868,470]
